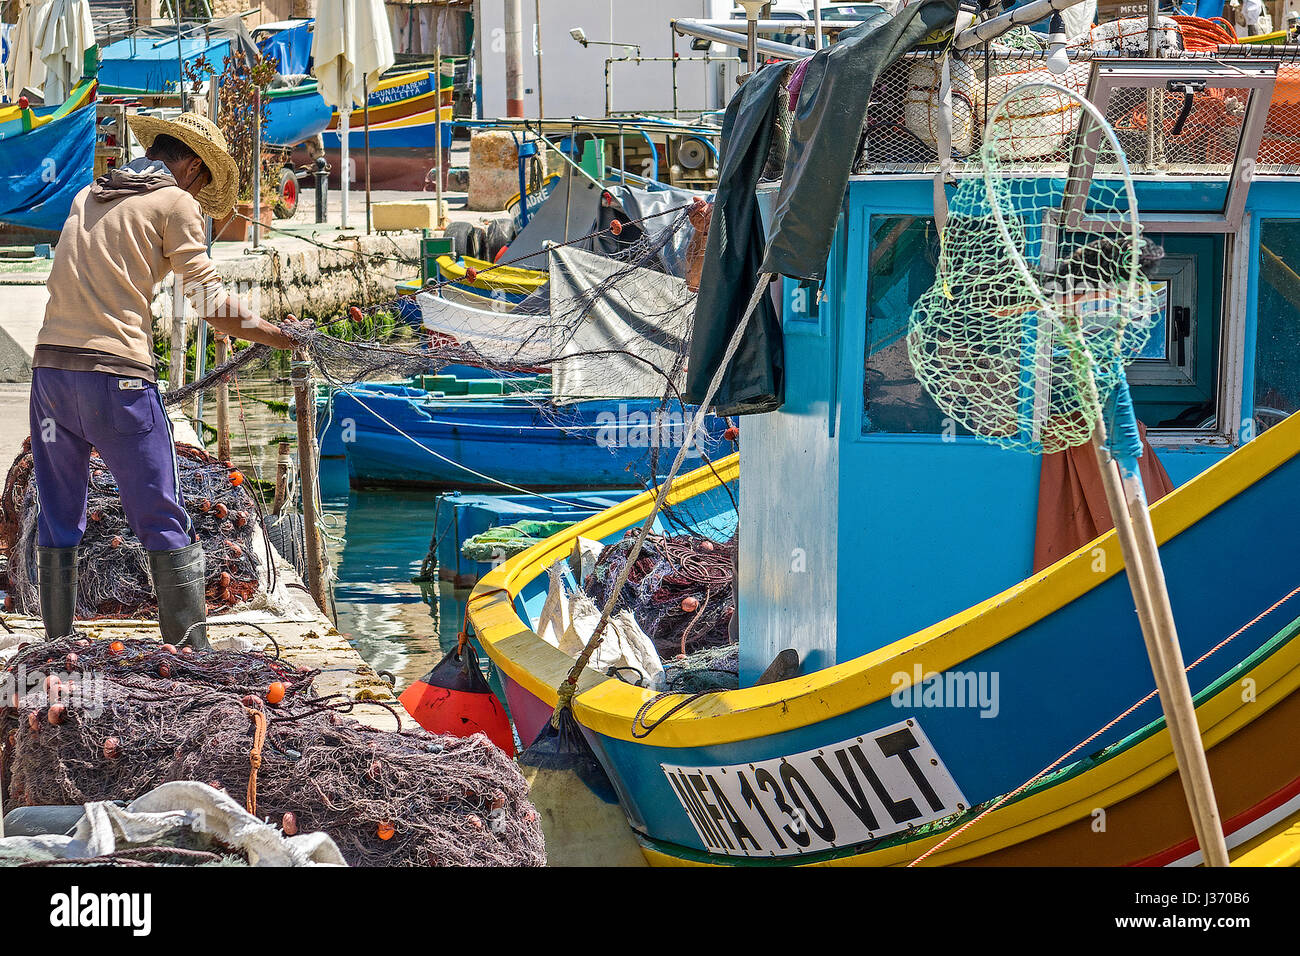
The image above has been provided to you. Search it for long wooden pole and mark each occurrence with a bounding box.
[434,7,445,229]
[214,333,231,462]
[291,352,329,611]
[273,440,290,515]
[363,74,372,235]
[1089,432,1231,866]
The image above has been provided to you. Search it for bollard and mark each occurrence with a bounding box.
[314,157,329,224]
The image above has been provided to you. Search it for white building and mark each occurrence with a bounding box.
[475,0,741,119]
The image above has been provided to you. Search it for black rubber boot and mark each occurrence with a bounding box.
[36,545,78,640]
[148,541,210,651]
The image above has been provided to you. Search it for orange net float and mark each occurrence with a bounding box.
[398,642,514,757]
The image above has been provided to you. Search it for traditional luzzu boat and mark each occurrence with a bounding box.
[319,66,455,190]
[465,4,1300,866]
[0,76,96,231]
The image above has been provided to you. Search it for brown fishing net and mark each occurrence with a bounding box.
[585,531,736,666]
[0,637,545,867]
[0,440,265,619]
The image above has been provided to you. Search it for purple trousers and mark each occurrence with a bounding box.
[29,367,193,552]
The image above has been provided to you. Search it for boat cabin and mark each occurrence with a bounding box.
[739,49,1300,683]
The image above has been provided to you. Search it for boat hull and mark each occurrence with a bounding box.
[334,391,724,491]
[468,409,1300,866]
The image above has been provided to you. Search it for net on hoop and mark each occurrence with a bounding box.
[906,81,1161,454]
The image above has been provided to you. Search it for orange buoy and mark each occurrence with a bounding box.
[109,641,125,655]
[398,642,514,756]
[349,306,365,322]
[266,682,285,705]
[377,820,395,840]
[723,425,740,442]
[609,218,623,236]
[229,470,244,487]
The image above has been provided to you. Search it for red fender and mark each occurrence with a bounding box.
[399,642,514,756]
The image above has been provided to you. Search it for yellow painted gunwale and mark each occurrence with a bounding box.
[435,254,548,293]
[468,409,1300,750]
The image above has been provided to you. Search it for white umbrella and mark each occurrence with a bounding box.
[311,0,395,229]
[7,0,94,105]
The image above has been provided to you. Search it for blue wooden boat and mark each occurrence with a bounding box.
[314,372,549,457]
[331,387,727,491]
[0,80,96,232]
[98,21,332,149]
[428,489,637,588]
[464,32,1300,866]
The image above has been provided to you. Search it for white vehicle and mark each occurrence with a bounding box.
[817,1,899,21]
[730,4,815,49]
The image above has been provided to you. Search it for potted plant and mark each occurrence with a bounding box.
[205,52,278,242]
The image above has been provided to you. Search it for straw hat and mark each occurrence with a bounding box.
[127,112,240,219]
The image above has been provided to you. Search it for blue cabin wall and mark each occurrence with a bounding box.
[835,180,1042,658]
[739,175,1293,680]
[738,190,841,686]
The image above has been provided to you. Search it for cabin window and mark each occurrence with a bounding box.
[1254,220,1300,436]
[1125,235,1224,432]
[863,215,1229,439]
[861,214,968,435]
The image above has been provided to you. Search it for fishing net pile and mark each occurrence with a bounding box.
[905,81,1160,454]
[584,530,736,669]
[0,637,545,867]
[0,439,266,619]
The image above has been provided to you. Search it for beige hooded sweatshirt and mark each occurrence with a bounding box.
[35,163,227,382]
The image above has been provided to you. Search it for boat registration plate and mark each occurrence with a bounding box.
[660,718,967,858]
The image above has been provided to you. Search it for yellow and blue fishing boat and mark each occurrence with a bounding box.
[0,78,96,232]
[466,7,1300,865]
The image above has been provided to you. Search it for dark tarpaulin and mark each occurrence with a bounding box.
[685,0,958,414]
[684,63,790,415]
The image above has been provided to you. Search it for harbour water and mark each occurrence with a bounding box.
[194,362,459,690]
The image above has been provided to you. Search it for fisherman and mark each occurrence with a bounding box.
[30,112,300,651]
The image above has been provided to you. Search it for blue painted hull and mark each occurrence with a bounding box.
[483,432,1300,863]
[262,86,334,149]
[0,103,94,232]
[334,391,727,491]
